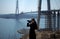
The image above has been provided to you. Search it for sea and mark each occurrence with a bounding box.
[0,13,46,39]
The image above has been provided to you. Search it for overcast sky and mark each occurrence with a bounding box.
[0,0,60,14]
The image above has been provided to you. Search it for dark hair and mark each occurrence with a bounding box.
[32,18,35,21]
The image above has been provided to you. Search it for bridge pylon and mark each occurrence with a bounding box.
[15,0,19,14]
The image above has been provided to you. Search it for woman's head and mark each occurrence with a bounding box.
[31,18,35,21]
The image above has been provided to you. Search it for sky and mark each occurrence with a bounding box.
[0,0,60,14]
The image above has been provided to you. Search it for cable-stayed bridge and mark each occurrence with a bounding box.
[0,0,60,31]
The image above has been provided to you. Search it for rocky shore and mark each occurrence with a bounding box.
[17,29,60,39]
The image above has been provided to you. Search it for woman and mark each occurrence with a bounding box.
[27,18,38,39]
